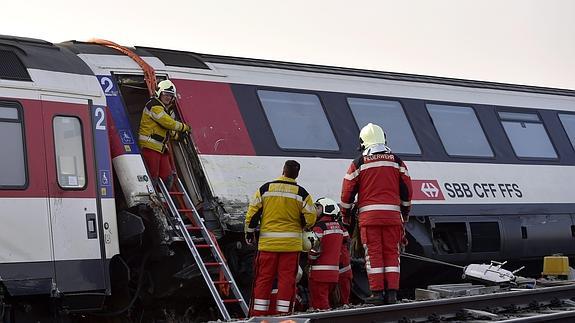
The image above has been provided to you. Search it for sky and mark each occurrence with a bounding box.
[3,0,575,90]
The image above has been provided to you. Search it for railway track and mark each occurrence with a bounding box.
[245,284,575,322]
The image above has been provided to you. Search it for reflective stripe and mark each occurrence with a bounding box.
[277,305,290,313]
[245,227,255,233]
[316,229,343,238]
[303,201,316,214]
[151,110,166,120]
[359,204,401,213]
[143,107,168,121]
[360,161,399,171]
[253,304,268,311]
[367,267,384,274]
[277,300,291,306]
[138,135,164,146]
[343,231,349,237]
[344,169,360,181]
[254,298,270,305]
[340,202,353,209]
[271,288,278,294]
[385,266,400,273]
[339,265,351,273]
[260,231,302,238]
[311,265,339,271]
[401,201,411,207]
[262,191,303,202]
[250,195,262,205]
[400,166,410,176]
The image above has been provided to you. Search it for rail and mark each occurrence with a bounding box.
[243,284,575,323]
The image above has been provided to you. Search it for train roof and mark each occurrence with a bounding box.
[0,35,94,79]
[1,36,574,98]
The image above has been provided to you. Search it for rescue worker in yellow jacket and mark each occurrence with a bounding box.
[245,160,317,316]
[138,80,190,187]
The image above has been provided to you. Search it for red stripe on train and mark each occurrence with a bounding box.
[173,79,256,156]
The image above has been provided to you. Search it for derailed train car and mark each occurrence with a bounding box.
[0,35,575,320]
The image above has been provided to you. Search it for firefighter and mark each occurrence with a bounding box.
[307,197,344,310]
[340,123,412,305]
[138,80,190,187]
[338,219,353,305]
[245,160,317,316]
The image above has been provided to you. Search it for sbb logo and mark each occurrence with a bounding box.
[412,180,445,200]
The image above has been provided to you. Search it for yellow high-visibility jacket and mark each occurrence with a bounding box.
[245,176,317,252]
[138,98,186,153]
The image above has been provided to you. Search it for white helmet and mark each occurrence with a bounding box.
[302,231,319,252]
[315,197,340,216]
[359,123,386,150]
[156,80,177,98]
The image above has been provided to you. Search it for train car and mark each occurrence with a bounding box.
[1,35,575,321]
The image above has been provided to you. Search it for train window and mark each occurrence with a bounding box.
[0,105,26,187]
[53,116,86,189]
[347,98,420,154]
[558,114,575,150]
[498,112,557,159]
[257,90,339,151]
[426,104,493,157]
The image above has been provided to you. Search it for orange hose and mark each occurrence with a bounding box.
[88,38,157,97]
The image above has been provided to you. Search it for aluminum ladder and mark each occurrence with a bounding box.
[158,178,248,321]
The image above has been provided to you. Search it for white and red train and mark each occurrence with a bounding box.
[1,35,575,320]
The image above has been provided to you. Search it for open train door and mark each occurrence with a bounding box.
[40,96,108,298]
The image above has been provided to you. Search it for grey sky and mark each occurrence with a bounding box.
[3,0,575,89]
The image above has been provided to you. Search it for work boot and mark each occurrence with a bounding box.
[364,291,385,305]
[384,289,398,304]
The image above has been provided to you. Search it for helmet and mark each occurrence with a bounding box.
[156,80,177,98]
[302,231,319,252]
[315,197,340,216]
[359,123,386,150]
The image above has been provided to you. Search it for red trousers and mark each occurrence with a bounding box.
[250,251,299,316]
[360,224,402,291]
[141,148,173,182]
[338,276,352,305]
[309,278,336,310]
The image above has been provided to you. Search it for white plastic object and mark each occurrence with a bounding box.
[463,261,516,284]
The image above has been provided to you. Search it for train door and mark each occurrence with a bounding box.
[41,96,107,293]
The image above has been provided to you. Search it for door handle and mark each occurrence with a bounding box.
[86,213,97,239]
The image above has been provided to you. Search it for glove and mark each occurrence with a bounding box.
[400,205,410,223]
[182,124,191,133]
[170,130,180,141]
[340,208,351,227]
[245,231,256,246]
[400,227,408,253]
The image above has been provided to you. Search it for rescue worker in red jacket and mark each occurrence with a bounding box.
[308,197,344,310]
[340,123,412,305]
[338,222,353,305]
[138,80,190,187]
[245,160,317,316]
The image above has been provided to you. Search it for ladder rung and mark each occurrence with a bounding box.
[196,244,211,249]
[204,262,221,266]
[222,299,242,303]
[185,225,201,231]
[169,191,184,195]
[213,280,231,284]
[178,209,194,213]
